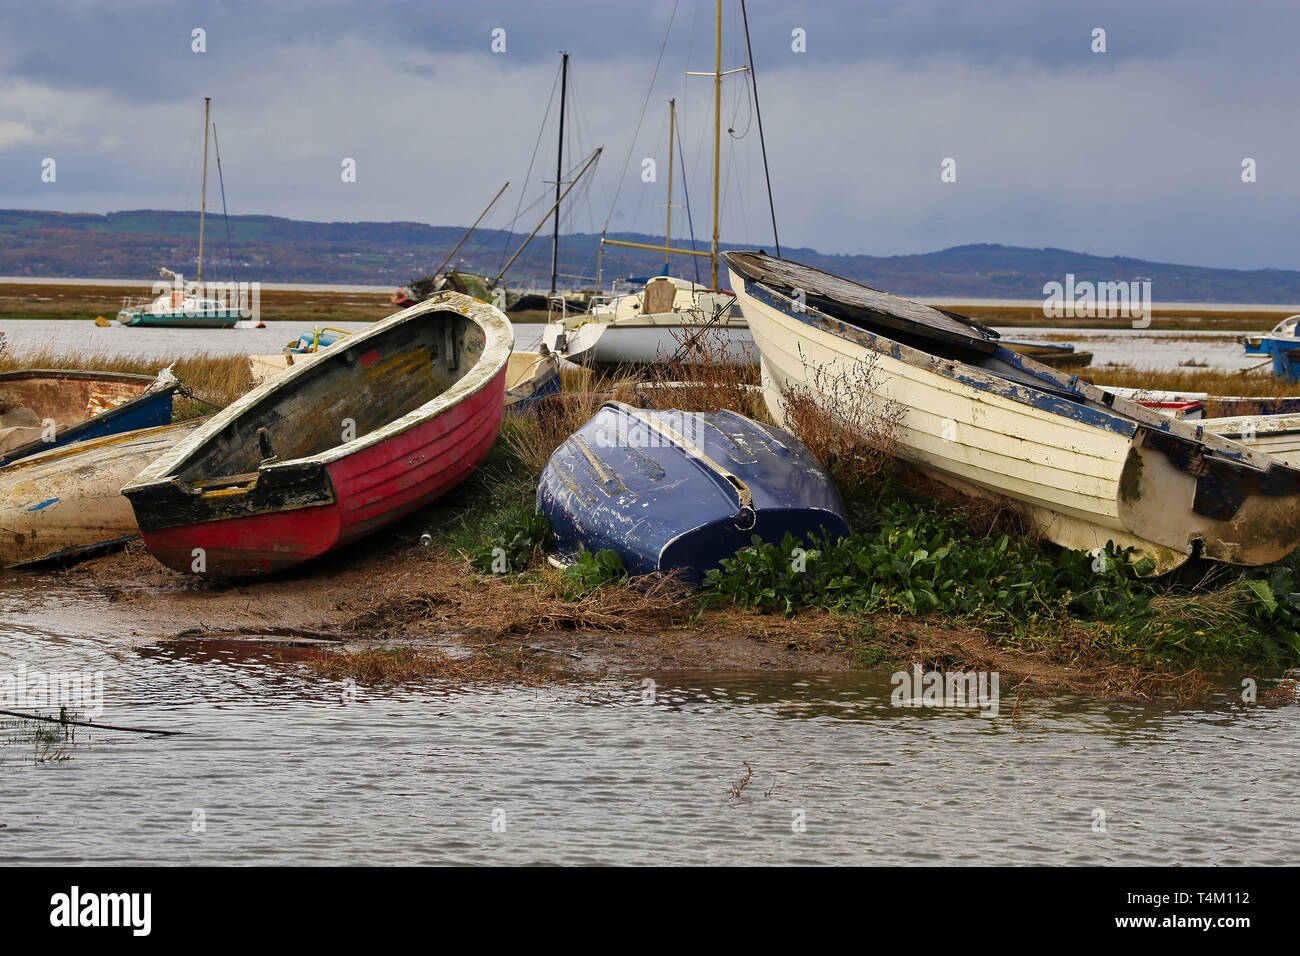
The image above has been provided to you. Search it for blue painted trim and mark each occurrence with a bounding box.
[0,384,178,466]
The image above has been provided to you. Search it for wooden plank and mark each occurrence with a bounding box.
[724,250,999,352]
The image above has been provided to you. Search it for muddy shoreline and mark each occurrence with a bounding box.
[26,527,1139,700]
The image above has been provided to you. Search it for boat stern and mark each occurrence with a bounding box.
[1118,426,1300,566]
[124,462,340,576]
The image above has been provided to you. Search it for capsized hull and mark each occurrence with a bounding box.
[538,402,848,581]
[0,419,203,567]
[724,251,1300,572]
[123,293,513,577]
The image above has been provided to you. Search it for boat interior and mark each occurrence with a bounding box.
[0,371,154,456]
[177,310,486,486]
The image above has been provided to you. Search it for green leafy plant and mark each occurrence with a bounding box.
[563,549,627,597]
[700,482,1300,671]
[469,508,553,574]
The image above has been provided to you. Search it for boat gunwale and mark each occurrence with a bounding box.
[0,368,164,386]
[122,292,513,494]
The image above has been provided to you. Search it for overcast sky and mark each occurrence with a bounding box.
[2,0,1297,270]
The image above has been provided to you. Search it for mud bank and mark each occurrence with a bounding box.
[33,529,1135,697]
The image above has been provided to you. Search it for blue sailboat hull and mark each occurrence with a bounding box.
[537,402,849,582]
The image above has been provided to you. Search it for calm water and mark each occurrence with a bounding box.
[0,319,1252,370]
[1,573,1295,865]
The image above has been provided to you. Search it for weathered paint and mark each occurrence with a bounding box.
[538,402,847,581]
[0,369,178,466]
[0,419,204,567]
[123,293,513,577]
[724,251,1300,572]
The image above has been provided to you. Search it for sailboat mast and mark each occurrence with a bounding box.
[601,7,739,279]
[198,96,210,284]
[711,0,721,290]
[550,52,569,296]
[665,99,675,274]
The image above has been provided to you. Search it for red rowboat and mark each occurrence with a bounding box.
[122,292,513,576]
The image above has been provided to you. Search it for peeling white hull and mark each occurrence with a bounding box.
[727,259,1300,572]
[0,419,203,567]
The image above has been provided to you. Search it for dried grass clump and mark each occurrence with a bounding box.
[1083,364,1297,401]
[301,645,562,685]
[629,325,764,417]
[335,549,695,640]
[505,391,608,476]
[778,348,905,497]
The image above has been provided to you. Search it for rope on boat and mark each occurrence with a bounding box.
[176,381,227,412]
[0,708,185,736]
[666,294,739,365]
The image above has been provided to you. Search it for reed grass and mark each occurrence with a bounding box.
[626,326,766,417]
[1084,363,1299,399]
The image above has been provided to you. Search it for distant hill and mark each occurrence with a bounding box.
[3,208,1299,303]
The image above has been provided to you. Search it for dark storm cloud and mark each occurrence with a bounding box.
[3,0,1299,270]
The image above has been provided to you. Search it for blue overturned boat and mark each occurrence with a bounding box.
[538,402,849,581]
[0,369,179,467]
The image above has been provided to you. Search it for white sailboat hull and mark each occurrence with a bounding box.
[541,315,755,366]
[727,265,1300,572]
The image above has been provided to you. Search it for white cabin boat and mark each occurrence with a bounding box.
[541,275,753,366]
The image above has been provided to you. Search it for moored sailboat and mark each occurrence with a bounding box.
[117,97,245,329]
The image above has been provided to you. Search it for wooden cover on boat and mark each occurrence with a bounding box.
[724,250,999,352]
[643,277,678,315]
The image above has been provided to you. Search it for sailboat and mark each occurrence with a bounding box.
[542,1,763,367]
[117,97,242,328]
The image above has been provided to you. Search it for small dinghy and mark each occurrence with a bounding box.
[0,419,203,567]
[123,293,513,577]
[537,402,848,581]
[504,347,562,412]
[1002,339,1093,368]
[0,369,179,466]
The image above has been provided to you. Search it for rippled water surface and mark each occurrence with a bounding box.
[1,573,1295,865]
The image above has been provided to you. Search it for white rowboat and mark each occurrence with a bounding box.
[724,251,1300,573]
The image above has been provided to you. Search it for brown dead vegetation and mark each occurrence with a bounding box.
[300,644,565,686]
[777,348,905,497]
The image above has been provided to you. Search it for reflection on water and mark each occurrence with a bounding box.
[1,572,1296,865]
